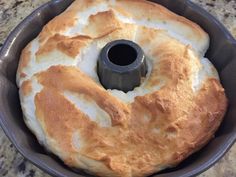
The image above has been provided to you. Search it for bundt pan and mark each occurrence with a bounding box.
[0,0,235,177]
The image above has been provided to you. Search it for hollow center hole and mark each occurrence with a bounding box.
[108,44,137,66]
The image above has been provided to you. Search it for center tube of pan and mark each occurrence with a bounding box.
[97,39,147,92]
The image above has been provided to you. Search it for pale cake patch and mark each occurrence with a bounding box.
[19,77,45,145]
[63,91,112,127]
[17,1,227,177]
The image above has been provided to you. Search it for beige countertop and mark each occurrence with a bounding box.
[0,0,235,177]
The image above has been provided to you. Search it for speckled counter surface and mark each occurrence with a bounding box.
[0,0,235,177]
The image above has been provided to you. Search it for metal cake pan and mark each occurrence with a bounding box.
[0,0,235,176]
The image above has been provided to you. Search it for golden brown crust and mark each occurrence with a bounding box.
[33,47,227,176]
[36,66,130,126]
[36,34,91,59]
[38,9,77,44]
[21,80,32,96]
[35,87,88,153]
[83,10,122,39]
[38,0,104,44]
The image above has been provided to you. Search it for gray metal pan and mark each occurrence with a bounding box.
[0,0,235,177]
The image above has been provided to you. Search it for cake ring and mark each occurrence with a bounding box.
[16,0,227,177]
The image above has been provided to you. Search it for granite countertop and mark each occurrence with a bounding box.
[0,0,235,177]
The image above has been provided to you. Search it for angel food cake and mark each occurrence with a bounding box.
[16,0,227,177]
